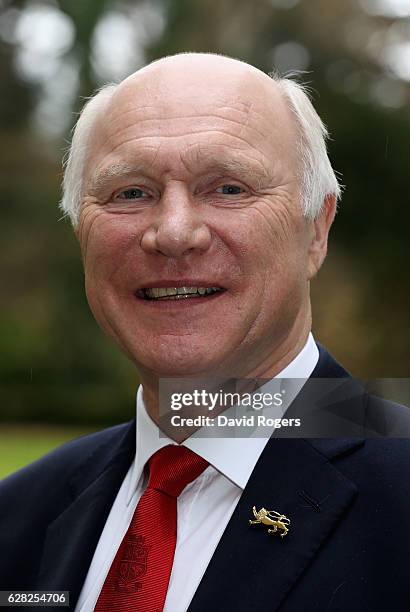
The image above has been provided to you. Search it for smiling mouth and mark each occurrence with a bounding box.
[136,286,225,301]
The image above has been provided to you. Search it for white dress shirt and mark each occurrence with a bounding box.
[75,333,319,612]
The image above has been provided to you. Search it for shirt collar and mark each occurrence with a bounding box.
[127,332,318,505]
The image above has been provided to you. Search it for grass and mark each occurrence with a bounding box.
[0,424,99,479]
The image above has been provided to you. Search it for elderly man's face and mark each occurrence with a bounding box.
[77,57,321,379]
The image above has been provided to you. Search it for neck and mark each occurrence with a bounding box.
[139,320,312,429]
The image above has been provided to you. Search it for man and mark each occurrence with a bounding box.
[1,53,409,611]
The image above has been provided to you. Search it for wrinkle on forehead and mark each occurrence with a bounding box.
[86,55,300,185]
[98,54,295,136]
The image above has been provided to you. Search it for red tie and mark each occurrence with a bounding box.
[94,445,209,612]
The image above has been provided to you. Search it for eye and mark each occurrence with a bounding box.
[216,184,245,195]
[114,187,149,200]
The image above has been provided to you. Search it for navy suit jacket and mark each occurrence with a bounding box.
[1,345,410,611]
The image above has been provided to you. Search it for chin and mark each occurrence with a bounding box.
[134,346,224,378]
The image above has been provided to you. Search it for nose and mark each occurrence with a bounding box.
[140,184,212,257]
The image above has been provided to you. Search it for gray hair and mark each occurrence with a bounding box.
[61,84,117,226]
[60,73,341,226]
[273,74,342,218]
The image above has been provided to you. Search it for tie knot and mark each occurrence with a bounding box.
[147,445,208,497]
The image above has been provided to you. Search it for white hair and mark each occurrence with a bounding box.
[272,73,342,218]
[60,72,341,226]
[61,84,117,226]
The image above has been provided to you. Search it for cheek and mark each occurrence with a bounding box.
[261,210,309,273]
[82,220,141,341]
[82,215,139,287]
[236,219,297,277]
[241,215,310,310]
[226,199,300,258]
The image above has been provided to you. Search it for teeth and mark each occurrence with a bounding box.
[177,286,197,295]
[158,287,177,297]
[142,286,223,300]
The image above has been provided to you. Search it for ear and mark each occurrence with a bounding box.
[307,194,337,280]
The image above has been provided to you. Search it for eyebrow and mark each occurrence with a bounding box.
[87,151,273,195]
[181,147,273,188]
[200,158,270,185]
[87,163,145,195]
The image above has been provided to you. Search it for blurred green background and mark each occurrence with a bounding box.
[1,0,409,477]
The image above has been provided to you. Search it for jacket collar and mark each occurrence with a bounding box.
[188,345,363,611]
[35,419,136,609]
[302,342,364,458]
[187,435,359,612]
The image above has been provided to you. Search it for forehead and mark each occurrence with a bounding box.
[87,62,298,176]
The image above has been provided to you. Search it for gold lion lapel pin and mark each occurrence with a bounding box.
[249,506,291,538]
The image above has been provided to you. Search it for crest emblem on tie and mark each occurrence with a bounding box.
[249,506,291,538]
[115,535,150,592]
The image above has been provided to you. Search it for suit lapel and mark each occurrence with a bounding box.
[35,420,136,610]
[188,346,363,612]
[188,436,361,612]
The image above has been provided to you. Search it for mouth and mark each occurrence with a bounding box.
[136,285,225,301]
